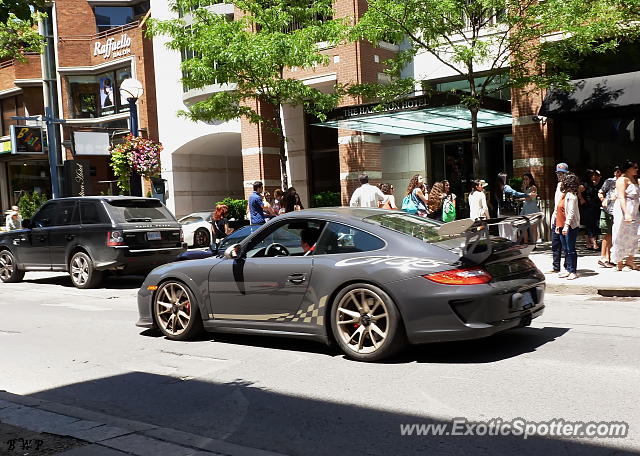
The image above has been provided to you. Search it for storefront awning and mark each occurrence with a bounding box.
[540,71,640,117]
[314,93,512,136]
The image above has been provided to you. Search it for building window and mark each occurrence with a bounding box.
[68,67,132,119]
[0,95,25,137]
[94,3,149,33]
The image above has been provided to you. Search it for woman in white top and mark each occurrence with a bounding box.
[468,180,489,220]
[379,183,397,209]
[555,173,581,280]
[611,160,640,271]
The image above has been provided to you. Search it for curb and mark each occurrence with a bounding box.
[545,283,640,297]
[0,390,285,456]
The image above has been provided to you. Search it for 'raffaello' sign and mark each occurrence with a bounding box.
[93,34,131,59]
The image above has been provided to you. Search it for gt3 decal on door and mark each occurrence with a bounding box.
[334,256,446,270]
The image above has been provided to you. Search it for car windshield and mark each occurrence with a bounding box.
[105,199,176,223]
[180,216,203,224]
[363,213,451,243]
[218,226,256,251]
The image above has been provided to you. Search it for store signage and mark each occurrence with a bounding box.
[10,126,44,154]
[0,140,11,155]
[341,96,430,119]
[63,160,91,197]
[93,33,131,60]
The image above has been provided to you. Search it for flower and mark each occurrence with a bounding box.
[109,135,163,193]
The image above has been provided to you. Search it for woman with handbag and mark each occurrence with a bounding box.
[521,172,540,243]
[402,174,429,217]
[427,182,446,220]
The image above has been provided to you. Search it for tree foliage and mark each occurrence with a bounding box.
[0,12,44,60]
[354,0,640,173]
[0,0,45,22]
[148,0,349,188]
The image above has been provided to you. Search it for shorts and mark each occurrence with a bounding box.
[599,210,613,234]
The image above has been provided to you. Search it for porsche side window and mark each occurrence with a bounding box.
[31,203,57,228]
[315,223,384,255]
[245,221,324,258]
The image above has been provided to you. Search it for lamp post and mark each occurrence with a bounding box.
[119,78,144,195]
[119,78,144,137]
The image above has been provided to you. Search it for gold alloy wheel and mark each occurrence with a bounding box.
[70,255,90,286]
[335,288,389,355]
[154,282,193,336]
[0,251,14,281]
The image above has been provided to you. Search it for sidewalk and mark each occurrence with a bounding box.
[530,241,640,296]
[0,391,284,456]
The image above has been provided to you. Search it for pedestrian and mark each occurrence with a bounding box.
[521,173,540,243]
[4,205,22,231]
[211,204,233,244]
[349,174,385,208]
[468,179,490,220]
[580,169,602,250]
[441,180,457,222]
[597,166,621,268]
[495,173,527,240]
[548,162,569,274]
[402,174,429,217]
[427,181,446,220]
[379,183,397,209]
[555,172,581,280]
[611,159,640,271]
[248,181,274,225]
[284,187,304,212]
[272,188,284,215]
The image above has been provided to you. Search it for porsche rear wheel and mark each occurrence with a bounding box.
[0,250,24,283]
[331,283,406,362]
[154,280,203,340]
[193,228,210,248]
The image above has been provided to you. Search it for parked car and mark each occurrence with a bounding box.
[177,224,261,261]
[0,196,186,288]
[178,212,213,248]
[137,208,545,362]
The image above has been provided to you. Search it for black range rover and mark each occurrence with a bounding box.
[0,196,187,288]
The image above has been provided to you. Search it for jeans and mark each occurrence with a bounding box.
[551,222,564,272]
[559,226,578,273]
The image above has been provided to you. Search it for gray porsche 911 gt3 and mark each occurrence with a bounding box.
[136,208,545,361]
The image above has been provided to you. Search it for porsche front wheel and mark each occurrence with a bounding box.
[153,280,203,340]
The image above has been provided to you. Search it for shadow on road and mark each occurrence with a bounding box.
[25,274,145,289]
[139,326,570,363]
[29,371,635,456]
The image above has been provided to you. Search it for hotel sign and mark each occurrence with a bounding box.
[93,33,131,59]
[342,96,430,119]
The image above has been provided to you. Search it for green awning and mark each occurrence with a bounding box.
[314,94,512,136]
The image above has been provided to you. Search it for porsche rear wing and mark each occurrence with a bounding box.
[437,212,544,264]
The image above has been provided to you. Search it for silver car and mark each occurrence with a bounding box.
[137,208,545,362]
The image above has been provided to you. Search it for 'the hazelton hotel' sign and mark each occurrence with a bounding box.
[93,34,131,59]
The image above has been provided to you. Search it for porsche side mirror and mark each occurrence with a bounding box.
[224,244,241,259]
[210,242,219,254]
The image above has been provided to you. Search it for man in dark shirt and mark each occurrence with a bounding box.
[248,181,273,225]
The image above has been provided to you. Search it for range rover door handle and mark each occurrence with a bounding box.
[288,273,306,284]
[65,234,75,241]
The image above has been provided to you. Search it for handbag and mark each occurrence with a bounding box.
[442,198,456,222]
[401,194,418,214]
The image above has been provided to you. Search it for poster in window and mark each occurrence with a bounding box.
[10,126,44,154]
[99,76,115,115]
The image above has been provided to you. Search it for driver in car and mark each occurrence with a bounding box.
[301,228,321,254]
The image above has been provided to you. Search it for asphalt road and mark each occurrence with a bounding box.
[0,271,639,456]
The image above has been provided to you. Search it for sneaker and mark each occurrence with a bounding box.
[558,271,570,278]
[567,273,578,280]
[545,270,560,274]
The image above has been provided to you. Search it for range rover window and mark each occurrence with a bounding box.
[105,199,175,223]
[53,201,79,226]
[31,202,58,228]
[80,202,108,225]
[315,222,385,254]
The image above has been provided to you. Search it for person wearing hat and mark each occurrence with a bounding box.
[548,163,569,274]
[5,205,22,231]
[468,179,490,220]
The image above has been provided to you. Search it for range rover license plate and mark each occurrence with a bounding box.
[147,231,162,241]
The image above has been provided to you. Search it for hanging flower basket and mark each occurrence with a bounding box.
[109,135,163,194]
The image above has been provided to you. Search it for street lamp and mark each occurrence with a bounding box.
[119,78,144,137]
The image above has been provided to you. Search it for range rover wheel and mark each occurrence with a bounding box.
[193,228,210,248]
[331,283,406,362]
[154,280,203,340]
[0,250,24,283]
[69,252,103,289]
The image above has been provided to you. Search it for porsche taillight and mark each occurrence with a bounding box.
[423,267,492,285]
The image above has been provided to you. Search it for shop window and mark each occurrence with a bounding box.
[68,67,131,119]
[94,3,149,33]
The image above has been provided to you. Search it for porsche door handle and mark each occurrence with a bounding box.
[288,273,306,284]
[65,234,75,241]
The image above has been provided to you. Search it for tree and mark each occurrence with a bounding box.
[149,0,348,189]
[0,12,44,61]
[354,0,640,175]
[0,0,45,23]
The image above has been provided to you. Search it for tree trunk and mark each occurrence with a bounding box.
[273,104,289,190]
[470,105,480,178]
